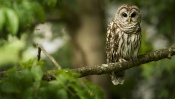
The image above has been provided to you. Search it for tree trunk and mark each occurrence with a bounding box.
[67,0,111,98]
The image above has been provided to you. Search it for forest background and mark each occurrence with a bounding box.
[0,0,175,99]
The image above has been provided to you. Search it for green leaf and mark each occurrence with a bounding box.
[83,80,105,99]
[44,0,57,8]
[0,7,6,31]
[1,81,20,93]
[57,89,68,99]
[32,2,46,23]
[22,59,34,68]
[5,7,19,35]
[37,60,45,66]
[31,66,43,82]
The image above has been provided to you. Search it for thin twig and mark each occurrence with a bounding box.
[37,44,62,69]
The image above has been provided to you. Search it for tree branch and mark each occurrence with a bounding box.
[1,44,175,80]
[72,44,175,77]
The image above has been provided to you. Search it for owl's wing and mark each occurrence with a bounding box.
[106,20,119,63]
[107,20,126,85]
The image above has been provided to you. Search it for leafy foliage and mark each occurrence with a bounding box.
[0,0,46,38]
[0,60,105,99]
[0,0,77,39]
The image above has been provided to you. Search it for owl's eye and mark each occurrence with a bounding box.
[122,13,127,17]
[131,12,136,17]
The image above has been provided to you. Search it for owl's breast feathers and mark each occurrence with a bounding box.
[118,21,141,34]
[106,20,141,63]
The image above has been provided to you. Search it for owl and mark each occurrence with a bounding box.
[106,4,141,85]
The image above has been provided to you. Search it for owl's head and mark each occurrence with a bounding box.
[114,4,141,26]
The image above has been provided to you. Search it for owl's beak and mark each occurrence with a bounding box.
[128,18,131,23]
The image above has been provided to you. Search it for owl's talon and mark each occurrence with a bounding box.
[168,54,172,59]
[102,64,108,67]
[119,58,126,62]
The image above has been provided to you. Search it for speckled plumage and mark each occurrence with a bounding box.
[106,4,141,85]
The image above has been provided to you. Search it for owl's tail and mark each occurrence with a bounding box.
[110,71,125,85]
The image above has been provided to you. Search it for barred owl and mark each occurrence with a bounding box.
[106,4,141,85]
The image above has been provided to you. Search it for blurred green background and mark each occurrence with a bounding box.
[0,0,175,99]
